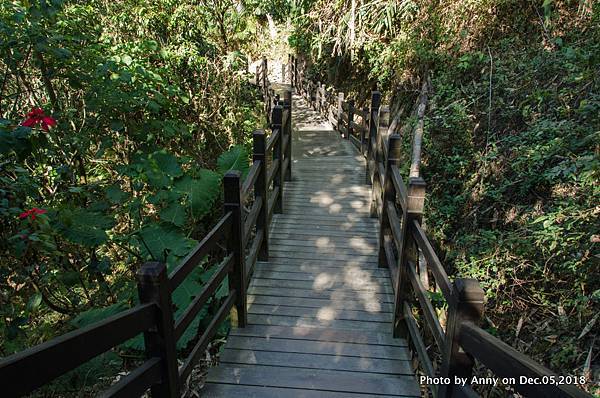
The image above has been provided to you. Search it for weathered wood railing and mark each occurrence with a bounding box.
[290,54,592,398]
[0,74,293,398]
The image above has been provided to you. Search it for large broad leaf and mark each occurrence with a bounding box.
[160,202,186,227]
[174,170,220,219]
[70,301,129,329]
[55,208,115,247]
[150,150,182,178]
[217,145,249,177]
[135,224,197,262]
[105,184,128,204]
[172,265,209,349]
[139,150,183,188]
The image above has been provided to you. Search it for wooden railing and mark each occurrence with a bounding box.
[0,68,293,398]
[290,54,592,398]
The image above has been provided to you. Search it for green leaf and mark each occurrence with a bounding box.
[150,150,182,178]
[55,208,115,247]
[172,266,208,349]
[106,184,128,204]
[217,145,249,177]
[160,203,186,227]
[174,170,221,219]
[70,301,129,329]
[135,224,196,262]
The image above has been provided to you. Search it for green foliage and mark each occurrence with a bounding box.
[290,0,599,389]
[217,144,250,176]
[0,0,260,392]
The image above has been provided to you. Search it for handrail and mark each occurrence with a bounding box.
[0,62,294,398]
[291,53,592,398]
[0,303,156,397]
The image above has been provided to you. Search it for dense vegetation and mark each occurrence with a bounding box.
[288,0,598,393]
[0,0,278,392]
[1,0,598,395]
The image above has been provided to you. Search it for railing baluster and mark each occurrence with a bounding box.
[253,130,268,261]
[283,90,293,181]
[378,134,402,267]
[392,176,426,338]
[361,106,368,154]
[271,105,284,214]
[366,91,382,184]
[337,92,344,133]
[439,279,485,397]
[347,99,355,140]
[223,171,247,327]
[137,262,180,398]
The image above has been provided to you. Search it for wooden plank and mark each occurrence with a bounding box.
[253,268,390,282]
[205,364,420,396]
[269,238,377,252]
[174,254,233,340]
[202,383,403,398]
[267,252,378,266]
[248,314,390,332]
[248,286,393,304]
[404,302,436,396]
[405,260,445,350]
[256,257,379,269]
[241,160,261,201]
[169,212,231,289]
[179,292,236,382]
[243,199,262,248]
[410,219,452,300]
[245,229,264,284]
[268,249,377,263]
[272,215,377,228]
[220,348,412,375]
[271,224,378,237]
[224,335,409,360]
[271,229,378,240]
[248,303,391,323]
[229,324,404,346]
[250,277,391,294]
[100,358,161,398]
[247,294,394,313]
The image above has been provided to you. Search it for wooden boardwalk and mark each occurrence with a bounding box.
[203,93,419,397]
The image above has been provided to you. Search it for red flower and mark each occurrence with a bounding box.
[19,208,47,221]
[22,108,56,131]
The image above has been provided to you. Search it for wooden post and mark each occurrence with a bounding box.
[293,56,298,89]
[253,130,268,261]
[312,81,318,111]
[392,177,426,338]
[377,134,402,261]
[137,262,180,398]
[347,99,355,140]
[271,105,284,214]
[439,279,485,397]
[261,58,268,97]
[366,91,382,184]
[320,84,326,114]
[223,171,247,327]
[283,90,293,181]
[336,92,344,132]
[360,106,369,154]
